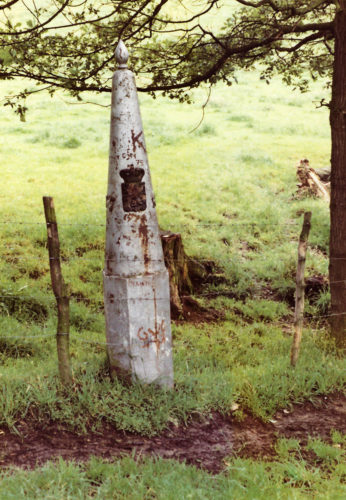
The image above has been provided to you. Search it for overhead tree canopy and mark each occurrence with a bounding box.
[1,0,345,346]
[0,1,335,103]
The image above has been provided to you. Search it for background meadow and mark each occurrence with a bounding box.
[1,69,341,430]
[1,51,345,499]
[0,2,345,497]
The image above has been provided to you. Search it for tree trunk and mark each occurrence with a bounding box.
[329,3,346,347]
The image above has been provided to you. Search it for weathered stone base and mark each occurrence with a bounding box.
[103,270,173,388]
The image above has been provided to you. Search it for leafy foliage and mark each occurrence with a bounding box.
[0,0,337,116]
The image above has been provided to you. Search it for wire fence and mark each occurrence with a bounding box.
[0,332,121,346]
[0,218,330,264]
[0,220,333,227]
[0,287,342,346]
[0,215,341,349]
[0,316,340,348]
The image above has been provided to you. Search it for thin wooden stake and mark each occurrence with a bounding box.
[43,196,72,385]
[291,211,312,367]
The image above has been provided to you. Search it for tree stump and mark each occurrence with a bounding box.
[160,230,193,317]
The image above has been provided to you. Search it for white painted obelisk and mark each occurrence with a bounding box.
[103,41,173,388]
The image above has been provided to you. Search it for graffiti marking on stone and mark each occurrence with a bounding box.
[132,280,145,287]
[137,320,166,349]
[131,129,146,153]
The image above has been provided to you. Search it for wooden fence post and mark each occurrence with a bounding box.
[291,211,312,367]
[43,196,72,385]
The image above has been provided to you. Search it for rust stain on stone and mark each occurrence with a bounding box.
[124,213,140,223]
[138,213,149,272]
[106,194,116,213]
[153,287,159,357]
[106,251,115,275]
[123,150,134,160]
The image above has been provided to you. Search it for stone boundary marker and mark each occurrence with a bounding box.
[103,40,174,388]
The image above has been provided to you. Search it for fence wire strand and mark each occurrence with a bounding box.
[0,305,345,347]
[0,220,332,227]
[0,216,342,349]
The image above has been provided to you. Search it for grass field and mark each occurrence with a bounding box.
[1,441,345,500]
[0,65,345,497]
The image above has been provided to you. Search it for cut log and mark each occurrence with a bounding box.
[296,159,330,201]
[308,170,330,201]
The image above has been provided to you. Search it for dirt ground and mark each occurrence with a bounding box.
[0,392,345,473]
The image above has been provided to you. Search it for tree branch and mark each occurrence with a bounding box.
[236,0,331,15]
[136,21,333,92]
[0,0,70,35]
[275,31,327,51]
[0,0,20,10]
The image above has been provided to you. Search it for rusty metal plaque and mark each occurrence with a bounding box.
[120,167,147,212]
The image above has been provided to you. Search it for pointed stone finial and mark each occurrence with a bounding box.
[115,40,129,69]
